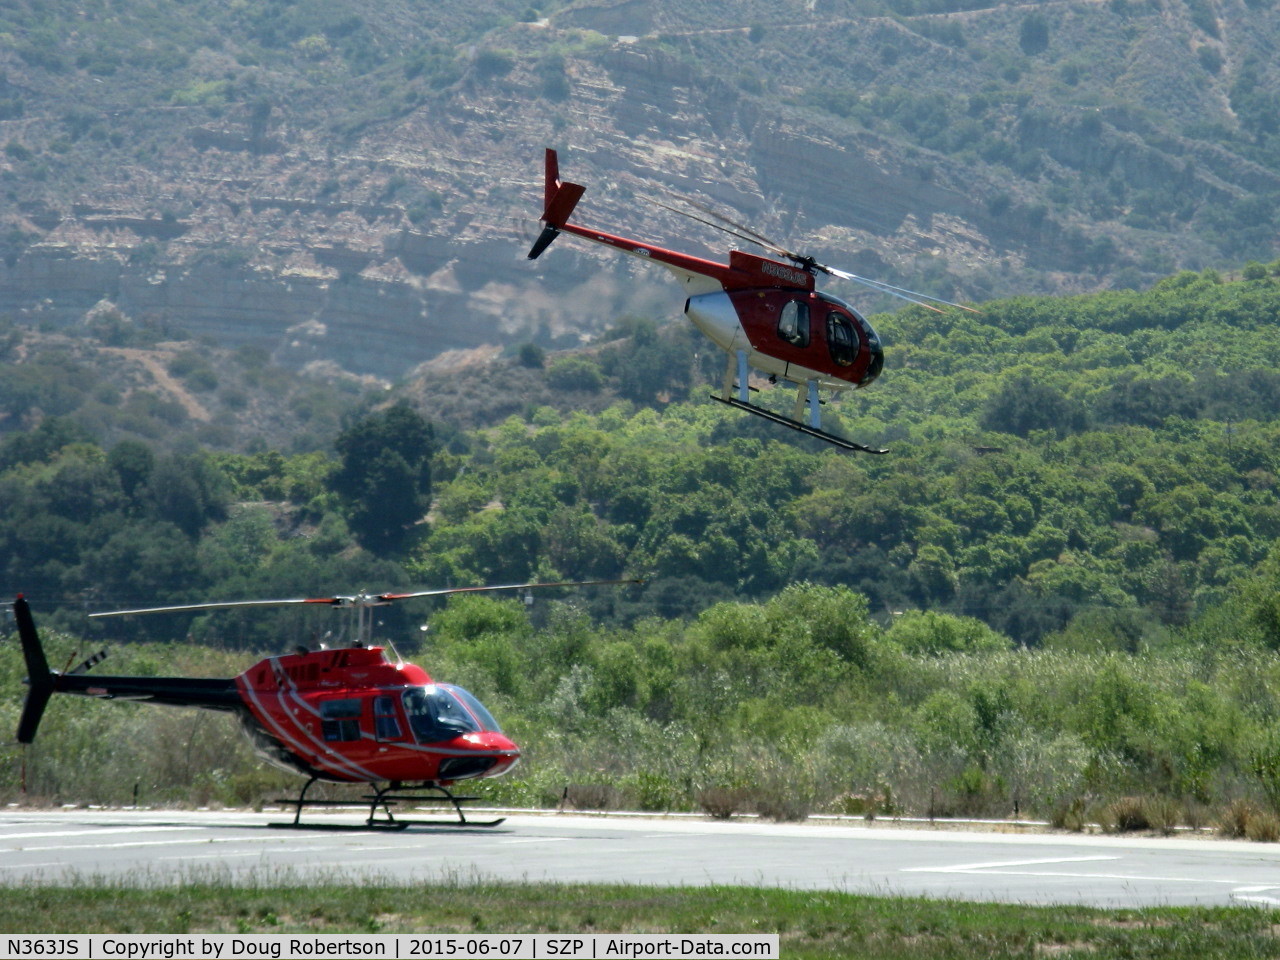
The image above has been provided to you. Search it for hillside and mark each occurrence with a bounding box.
[7,275,1280,828]
[7,268,1280,823]
[3,266,1280,636]
[0,312,376,453]
[1,0,1279,379]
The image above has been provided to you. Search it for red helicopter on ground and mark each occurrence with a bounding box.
[527,148,977,453]
[12,579,637,829]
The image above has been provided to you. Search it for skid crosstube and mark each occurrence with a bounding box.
[269,777,506,830]
[710,395,888,455]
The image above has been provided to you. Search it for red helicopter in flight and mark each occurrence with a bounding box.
[12,579,637,829]
[527,148,976,453]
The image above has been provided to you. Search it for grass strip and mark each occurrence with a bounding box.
[1,878,1278,959]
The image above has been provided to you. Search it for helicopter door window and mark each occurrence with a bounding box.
[826,313,859,367]
[373,695,402,740]
[777,300,810,347]
[320,698,363,742]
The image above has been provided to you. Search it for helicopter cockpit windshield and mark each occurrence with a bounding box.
[402,684,502,744]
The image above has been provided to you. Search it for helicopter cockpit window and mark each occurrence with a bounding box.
[826,313,859,367]
[777,300,810,347]
[402,684,493,744]
[447,684,502,733]
[320,698,362,742]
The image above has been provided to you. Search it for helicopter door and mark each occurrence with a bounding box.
[373,695,405,741]
[777,300,810,347]
[826,313,859,367]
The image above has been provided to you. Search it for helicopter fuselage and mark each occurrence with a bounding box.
[528,148,981,453]
[551,220,884,393]
[14,592,520,789]
[235,645,520,784]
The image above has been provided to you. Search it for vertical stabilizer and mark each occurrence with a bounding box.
[14,595,55,744]
[527,148,585,260]
[544,147,560,211]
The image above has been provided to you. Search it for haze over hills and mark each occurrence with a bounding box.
[1,0,1278,381]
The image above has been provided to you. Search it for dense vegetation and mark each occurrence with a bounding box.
[5,268,1280,831]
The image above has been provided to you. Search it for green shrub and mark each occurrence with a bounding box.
[545,356,603,392]
[697,787,746,819]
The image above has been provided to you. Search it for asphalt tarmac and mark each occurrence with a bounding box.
[3,808,1280,908]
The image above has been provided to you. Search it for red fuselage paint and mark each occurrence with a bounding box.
[232,646,520,784]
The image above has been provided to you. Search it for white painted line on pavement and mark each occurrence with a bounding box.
[902,855,1118,873]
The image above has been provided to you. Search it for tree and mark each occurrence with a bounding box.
[330,402,436,552]
[516,343,545,368]
[980,375,1088,438]
[108,438,155,504]
[887,610,1010,656]
[145,453,228,538]
[545,355,603,392]
[0,417,94,470]
[1019,13,1049,55]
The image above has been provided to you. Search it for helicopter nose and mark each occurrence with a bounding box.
[861,341,884,386]
[475,731,521,761]
[467,730,518,753]
[437,731,521,780]
[858,317,884,387]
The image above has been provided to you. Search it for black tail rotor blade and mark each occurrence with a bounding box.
[67,650,108,676]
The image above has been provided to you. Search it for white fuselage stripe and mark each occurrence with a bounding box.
[239,672,379,781]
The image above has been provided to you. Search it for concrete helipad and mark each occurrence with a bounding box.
[3,808,1279,908]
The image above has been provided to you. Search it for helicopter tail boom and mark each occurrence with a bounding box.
[528,148,585,260]
[12,594,241,743]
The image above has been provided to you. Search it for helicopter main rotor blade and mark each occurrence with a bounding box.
[88,597,349,618]
[649,194,802,262]
[378,577,645,603]
[639,191,979,316]
[88,579,645,619]
[824,266,981,314]
[671,193,797,258]
[647,198,783,257]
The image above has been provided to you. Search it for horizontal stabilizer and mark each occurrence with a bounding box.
[543,179,585,228]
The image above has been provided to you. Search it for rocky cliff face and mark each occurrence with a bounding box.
[2,0,1277,380]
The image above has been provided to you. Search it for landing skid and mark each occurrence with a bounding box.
[711,395,888,454]
[269,777,506,830]
[717,350,887,454]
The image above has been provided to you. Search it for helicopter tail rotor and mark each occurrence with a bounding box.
[13,595,55,744]
[527,148,585,260]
